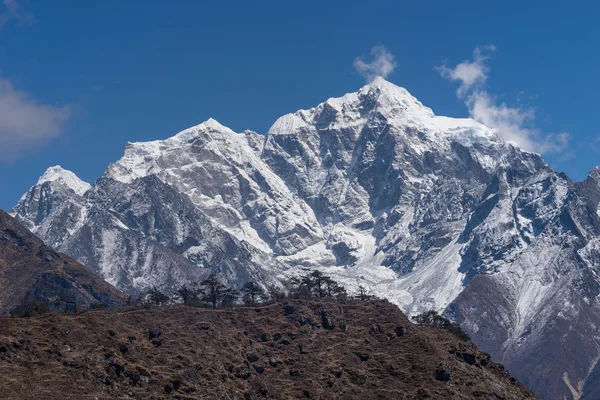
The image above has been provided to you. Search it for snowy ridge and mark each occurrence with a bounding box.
[11,77,600,400]
[36,165,91,196]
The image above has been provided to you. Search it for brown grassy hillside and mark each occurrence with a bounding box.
[0,210,126,315]
[0,299,537,399]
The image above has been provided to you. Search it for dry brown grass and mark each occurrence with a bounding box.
[0,299,537,399]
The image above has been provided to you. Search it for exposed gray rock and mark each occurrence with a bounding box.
[11,77,600,400]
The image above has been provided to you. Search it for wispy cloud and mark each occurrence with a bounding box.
[0,76,71,161]
[354,45,397,83]
[0,0,34,29]
[437,46,569,154]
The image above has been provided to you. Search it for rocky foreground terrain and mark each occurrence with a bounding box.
[0,299,535,400]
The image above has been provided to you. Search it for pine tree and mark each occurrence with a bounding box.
[198,274,237,309]
[241,281,265,305]
[174,284,198,305]
[356,285,370,301]
[148,286,169,306]
[290,270,348,300]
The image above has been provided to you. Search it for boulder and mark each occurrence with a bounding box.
[284,306,296,315]
[299,344,310,354]
[321,311,335,330]
[259,333,271,342]
[436,367,451,382]
[234,365,252,380]
[269,358,280,367]
[395,326,406,337]
[147,330,161,340]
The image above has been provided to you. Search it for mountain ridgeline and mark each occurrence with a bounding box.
[11,77,600,399]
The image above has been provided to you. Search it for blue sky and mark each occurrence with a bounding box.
[0,0,598,210]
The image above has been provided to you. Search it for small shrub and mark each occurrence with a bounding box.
[12,300,51,318]
[412,310,471,342]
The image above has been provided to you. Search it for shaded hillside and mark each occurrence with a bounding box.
[0,210,126,315]
[0,299,536,399]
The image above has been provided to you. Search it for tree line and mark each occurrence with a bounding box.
[138,269,376,309]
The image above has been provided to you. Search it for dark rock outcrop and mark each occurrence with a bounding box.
[0,210,126,315]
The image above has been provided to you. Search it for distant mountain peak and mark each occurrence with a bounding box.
[171,117,236,142]
[36,165,91,196]
[12,80,599,400]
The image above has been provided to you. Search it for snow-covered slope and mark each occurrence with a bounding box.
[11,77,600,399]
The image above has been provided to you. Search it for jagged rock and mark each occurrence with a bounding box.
[108,358,125,378]
[246,354,259,363]
[234,365,252,380]
[436,367,451,382]
[395,326,406,337]
[321,311,335,330]
[299,344,310,354]
[253,364,265,374]
[462,353,477,365]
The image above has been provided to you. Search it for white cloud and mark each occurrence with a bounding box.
[354,45,397,82]
[0,0,34,29]
[0,76,71,161]
[437,46,568,154]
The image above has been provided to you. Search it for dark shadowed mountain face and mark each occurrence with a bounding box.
[0,299,537,400]
[0,210,126,314]
[10,77,600,399]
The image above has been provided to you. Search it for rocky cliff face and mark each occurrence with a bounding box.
[10,77,600,399]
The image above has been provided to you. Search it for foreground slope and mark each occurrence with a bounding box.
[0,210,126,314]
[0,299,536,399]
[11,78,600,399]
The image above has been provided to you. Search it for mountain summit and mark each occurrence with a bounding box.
[11,78,600,399]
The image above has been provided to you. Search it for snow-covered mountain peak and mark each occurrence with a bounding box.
[36,165,91,196]
[267,79,503,164]
[105,118,252,183]
[359,76,424,105]
[170,117,236,143]
[588,166,600,180]
[14,80,600,400]
[267,78,431,136]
